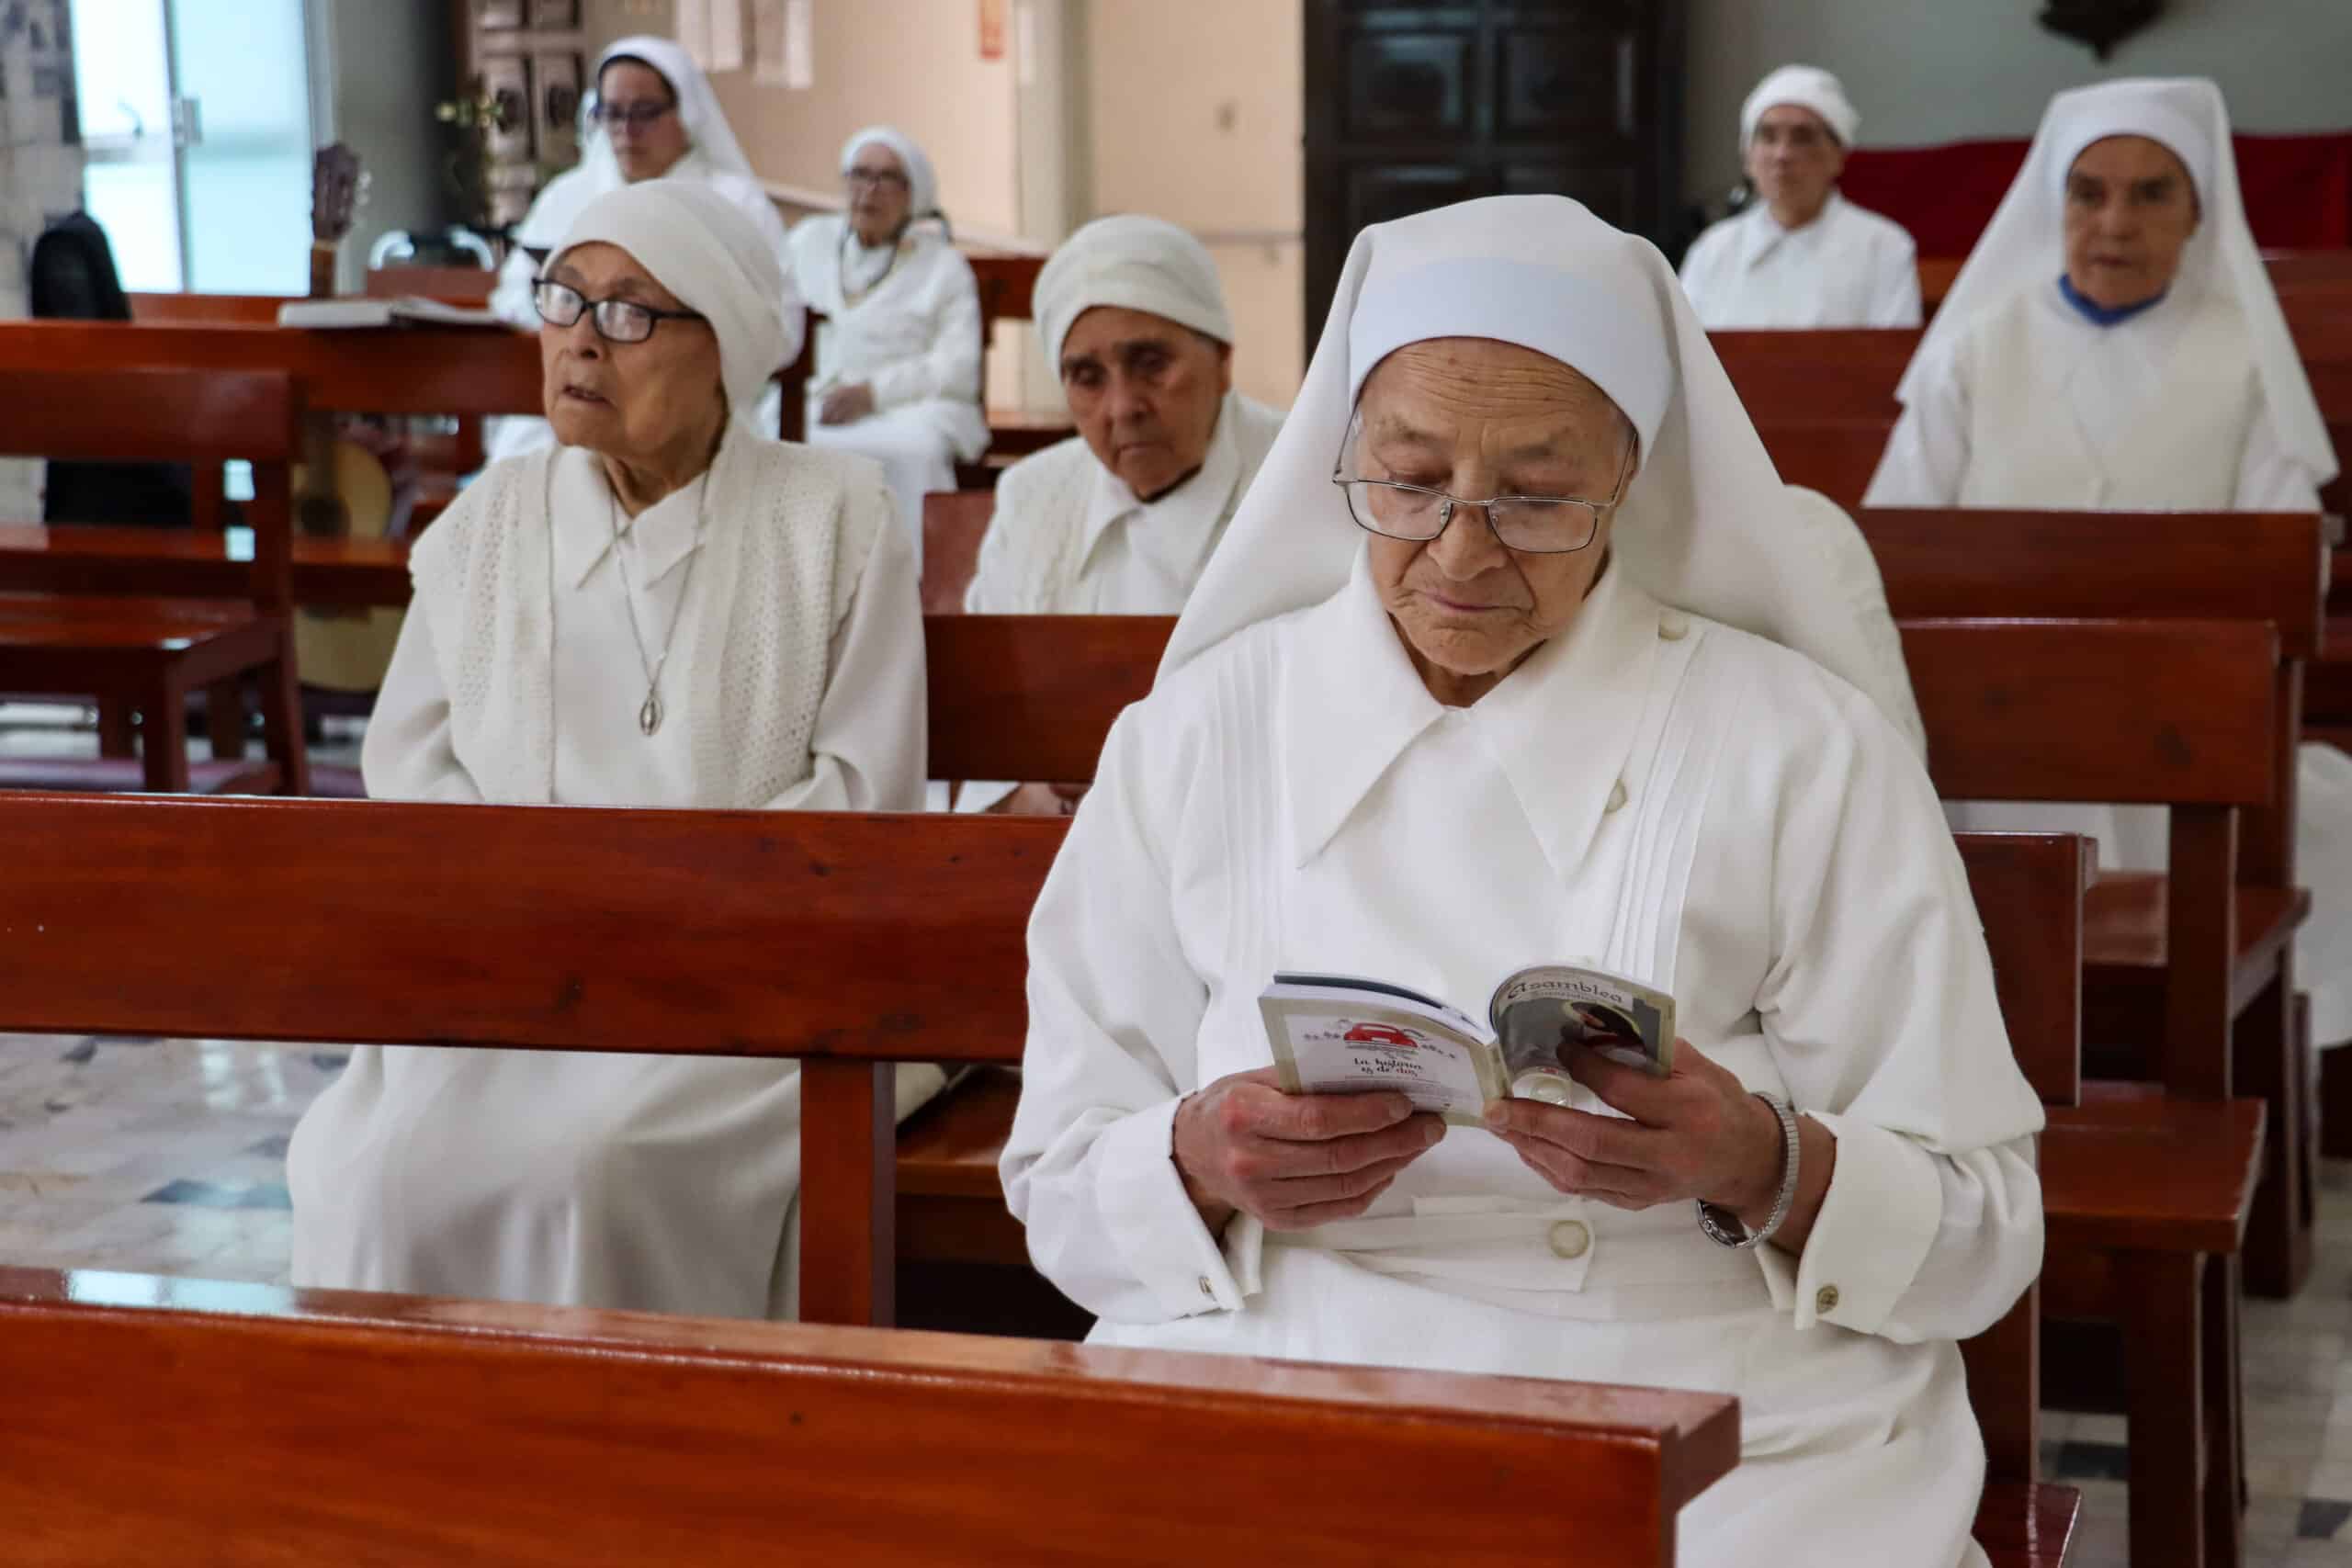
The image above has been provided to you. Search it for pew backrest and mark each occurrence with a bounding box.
[925,614,1170,782]
[0,365,298,607]
[922,489,995,613]
[0,1264,1737,1568]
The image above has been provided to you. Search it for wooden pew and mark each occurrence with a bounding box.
[0,1265,1736,1567]
[0,366,309,795]
[922,489,995,613]
[1866,508,2323,1298]
[968,250,1077,469]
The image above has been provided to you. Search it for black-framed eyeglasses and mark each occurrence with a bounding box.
[587,100,675,131]
[532,278,705,344]
[1330,424,1634,555]
[845,166,910,193]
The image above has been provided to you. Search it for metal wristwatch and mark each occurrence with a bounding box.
[1697,1093,1800,1250]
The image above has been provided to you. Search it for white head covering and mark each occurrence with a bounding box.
[1161,194,1925,749]
[839,125,944,228]
[1740,65,1860,149]
[1902,77,2335,483]
[550,180,788,423]
[1034,215,1235,370]
[515,37,760,248]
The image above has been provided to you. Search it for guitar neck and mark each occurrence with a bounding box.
[308,242,339,301]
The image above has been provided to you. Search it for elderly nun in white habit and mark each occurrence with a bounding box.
[1677,66,1922,330]
[1865,77,2352,1046]
[956,214,1285,816]
[786,126,989,563]
[484,35,802,465]
[288,181,935,1319]
[1002,194,2041,1568]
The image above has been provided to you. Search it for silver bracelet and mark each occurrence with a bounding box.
[1696,1093,1800,1250]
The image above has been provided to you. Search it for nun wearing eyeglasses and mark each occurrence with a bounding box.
[288,180,937,1321]
[483,36,804,465]
[1001,196,2041,1566]
[786,126,990,564]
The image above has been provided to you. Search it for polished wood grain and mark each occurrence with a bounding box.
[925,615,1170,784]
[365,265,496,303]
[1756,418,1891,508]
[1957,831,2086,1108]
[1973,1481,2082,1568]
[0,524,412,609]
[1902,617,2278,807]
[1865,510,2325,662]
[126,290,289,325]
[0,1265,1737,1568]
[922,489,994,614]
[0,320,543,417]
[0,795,1061,1060]
[2044,1087,2267,1256]
[0,364,308,794]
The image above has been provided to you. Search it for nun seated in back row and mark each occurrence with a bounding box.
[485,35,802,464]
[787,126,990,564]
[1002,195,2042,1568]
[1865,77,2352,1053]
[288,182,936,1320]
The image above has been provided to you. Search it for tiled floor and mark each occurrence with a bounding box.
[0,1029,2346,1564]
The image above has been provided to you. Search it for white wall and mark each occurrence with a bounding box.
[1687,0,2352,204]
[317,0,457,289]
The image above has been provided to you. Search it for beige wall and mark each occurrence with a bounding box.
[1084,0,1303,408]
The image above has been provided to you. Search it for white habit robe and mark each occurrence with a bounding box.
[1678,193,1923,329]
[951,390,1283,812]
[963,390,1284,616]
[1867,279,2352,1043]
[787,215,991,566]
[1004,549,2046,1568]
[288,423,939,1318]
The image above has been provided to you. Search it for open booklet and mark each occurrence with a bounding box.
[275,296,504,330]
[1261,964,1676,1126]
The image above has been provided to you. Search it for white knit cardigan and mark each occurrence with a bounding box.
[409,421,890,807]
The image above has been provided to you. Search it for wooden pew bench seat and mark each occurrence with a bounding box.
[2042,1083,2268,1259]
[2081,874,2313,1032]
[897,1066,1030,1269]
[0,523,412,610]
[1974,1482,2084,1568]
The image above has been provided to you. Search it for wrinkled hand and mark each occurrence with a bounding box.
[1482,1039,1784,1222]
[819,382,876,425]
[1173,1066,1446,1234]
[989,782,1087,817]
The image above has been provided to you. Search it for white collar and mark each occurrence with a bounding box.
[1076,389,1247,570]
[1279,548,1661,875]
[551,434,727,591]
[1736,190,1844,271]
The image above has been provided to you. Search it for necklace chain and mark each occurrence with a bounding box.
[605,478,706,738]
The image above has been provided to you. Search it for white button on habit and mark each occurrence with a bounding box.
[1604,779,1629,813]
[1815,1284,1840,1314]
[1657,610,1690,641]
[1547,1219,1591,1259]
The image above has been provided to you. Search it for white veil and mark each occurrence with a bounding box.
[514,36,761,249]
[1161,194,1928,755]
[1896,77,2334,486]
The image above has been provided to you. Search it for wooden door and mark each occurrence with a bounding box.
[1303,0,1686,346]
[453,0,590,230]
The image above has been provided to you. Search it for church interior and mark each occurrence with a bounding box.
[3,1,2352,1562]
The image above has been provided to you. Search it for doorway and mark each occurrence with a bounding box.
[70,0,319,294]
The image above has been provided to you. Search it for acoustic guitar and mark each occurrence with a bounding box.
[293,143,412,694]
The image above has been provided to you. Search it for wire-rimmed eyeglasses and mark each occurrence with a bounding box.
[1330,424,1634,555]
[533,278,707,344]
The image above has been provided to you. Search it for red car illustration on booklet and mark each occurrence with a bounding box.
[1259,965,1676,1125]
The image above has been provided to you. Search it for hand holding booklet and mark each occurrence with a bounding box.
[1260,964,1676,1125]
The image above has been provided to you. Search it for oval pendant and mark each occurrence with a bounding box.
[639,692,663,737]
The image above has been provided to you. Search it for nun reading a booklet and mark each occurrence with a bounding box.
[288,181,934,1320]
[1002,195,2043,1568]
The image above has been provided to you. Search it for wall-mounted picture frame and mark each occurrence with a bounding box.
[478,0,525,30]
[534,51,584,172]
